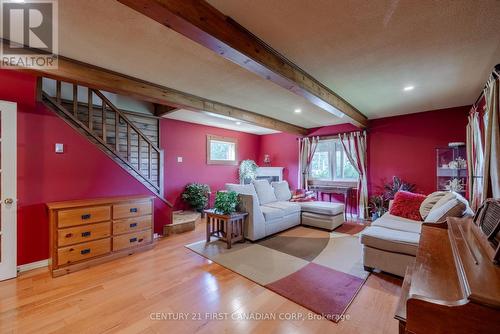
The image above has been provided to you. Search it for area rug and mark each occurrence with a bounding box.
[186,222,369,322]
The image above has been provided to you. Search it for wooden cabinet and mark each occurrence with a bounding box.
[48,196,155,277]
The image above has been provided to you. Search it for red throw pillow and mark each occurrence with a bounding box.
[389,191,426,221]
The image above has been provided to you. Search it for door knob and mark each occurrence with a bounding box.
[4,198,14,205]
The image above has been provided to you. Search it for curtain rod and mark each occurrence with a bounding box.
[296,129,367,140]
[474,63,500,107]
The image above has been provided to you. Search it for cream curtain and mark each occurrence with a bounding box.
[466,109,484,210]
[482,73,500,200]
[298,136,319,190]
[339,131,368,219]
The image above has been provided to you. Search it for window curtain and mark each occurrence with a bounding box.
[298,136,319,190]
[339,131,368,219]
[466,108,485,210]
[482,72,500,200]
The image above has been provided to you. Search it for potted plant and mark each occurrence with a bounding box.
[383,176,415,201]
[239,159,258,184]
[369,195,387,221]
[214,191,239,215]
[181,183,211,216]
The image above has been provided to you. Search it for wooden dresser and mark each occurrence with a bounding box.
[395,217,500,334]
[47,195,155,277]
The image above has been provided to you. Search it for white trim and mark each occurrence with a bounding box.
[17,259,49,273]
[0,101,17,281]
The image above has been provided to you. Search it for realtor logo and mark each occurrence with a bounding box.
[1,0,58,68]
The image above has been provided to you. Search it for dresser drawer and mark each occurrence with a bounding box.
[113,215,152,235]
[58,206,111,228]
[57,238,111,266]
[113,229,152,251]
[58,222,111,247]
[113,201,152,219]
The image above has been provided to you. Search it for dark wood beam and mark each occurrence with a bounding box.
[1,39,307,135]
[154,104,178,117]
[116,0,368,128]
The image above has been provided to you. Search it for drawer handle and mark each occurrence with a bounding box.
[81,214,91,220]
[80,248,91,255]
[65,233,73,238]
[130,223,137,228]
[138,238,144,243]
[81,231,91,237]
[130,237,138,243]
[130,208,138,213]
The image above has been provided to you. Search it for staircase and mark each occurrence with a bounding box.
[41,78,171,206]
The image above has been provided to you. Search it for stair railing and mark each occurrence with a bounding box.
[44,79,164,198]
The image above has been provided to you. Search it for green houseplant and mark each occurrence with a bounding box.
[214,191,239,215]
[239,159,258,184]
[181,183,211,214]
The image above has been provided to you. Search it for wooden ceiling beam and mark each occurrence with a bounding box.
[117,0,368,128]
[154,104,178,117]
[1,40,307,135]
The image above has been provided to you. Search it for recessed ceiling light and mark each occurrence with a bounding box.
[294,108,302,113]
[403,85,415,91]
[236,121,242,125]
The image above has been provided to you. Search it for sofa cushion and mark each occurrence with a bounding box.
[372,213,422,234]
[298,201,344,216]
[389,191,426,221]
[260,205,284,221]
[263,201,301,216]
[271,181,292,201]
[419,191,447,219]
[252,180,277,205]
[225,183,258,197]
[424,192,471,223]
[360,226,420,256]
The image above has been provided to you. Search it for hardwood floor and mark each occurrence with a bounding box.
[0,220,402,333]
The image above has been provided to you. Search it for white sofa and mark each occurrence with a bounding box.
[225,180,344,241]
[360,191,473,277]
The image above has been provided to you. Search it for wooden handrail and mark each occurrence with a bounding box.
[92,89,161,153]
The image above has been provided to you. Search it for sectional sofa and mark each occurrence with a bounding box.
[360,191,473,277]
[225,180,344,241]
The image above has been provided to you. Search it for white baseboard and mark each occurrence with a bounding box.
[17,259,49,273]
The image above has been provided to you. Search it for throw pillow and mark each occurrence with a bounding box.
[271,181,292,201]
[419,191,448,219]
[424,192,471,223]
[290,189,316,202]
[389,191,427,221]
[252,179,277,205]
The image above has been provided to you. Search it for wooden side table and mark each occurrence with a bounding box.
[204,210,248,249]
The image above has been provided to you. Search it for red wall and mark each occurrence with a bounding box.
[258,106,470,198]
[161,118,260,209]
[367,107,469,195]
[1,70,171,265]
[0,68,470,266]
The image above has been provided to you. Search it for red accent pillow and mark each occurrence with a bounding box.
[389,191,426,221]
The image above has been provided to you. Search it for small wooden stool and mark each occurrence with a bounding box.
[204,210,248,249]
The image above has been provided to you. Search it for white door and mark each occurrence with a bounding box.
[0,101,17,281]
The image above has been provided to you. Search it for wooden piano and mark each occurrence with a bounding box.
[395,217,500,334]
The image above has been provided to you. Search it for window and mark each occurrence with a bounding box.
[310,139,358,181]
[207,135,238,165]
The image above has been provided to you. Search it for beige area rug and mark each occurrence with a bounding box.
[186,223,369,322]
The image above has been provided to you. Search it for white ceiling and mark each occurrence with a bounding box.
[208,0,500,119]
[28,0,342,132]
[165,109,278,135]
[5,1,498,133]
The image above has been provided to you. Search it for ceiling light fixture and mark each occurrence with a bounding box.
[236,121,242,125]
[403,85,415,91]
[294,108,302,113]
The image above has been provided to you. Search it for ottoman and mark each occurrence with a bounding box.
[360,226,419,277]
[298,202,344,230]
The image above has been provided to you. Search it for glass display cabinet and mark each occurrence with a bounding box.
[436,146,467,195]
